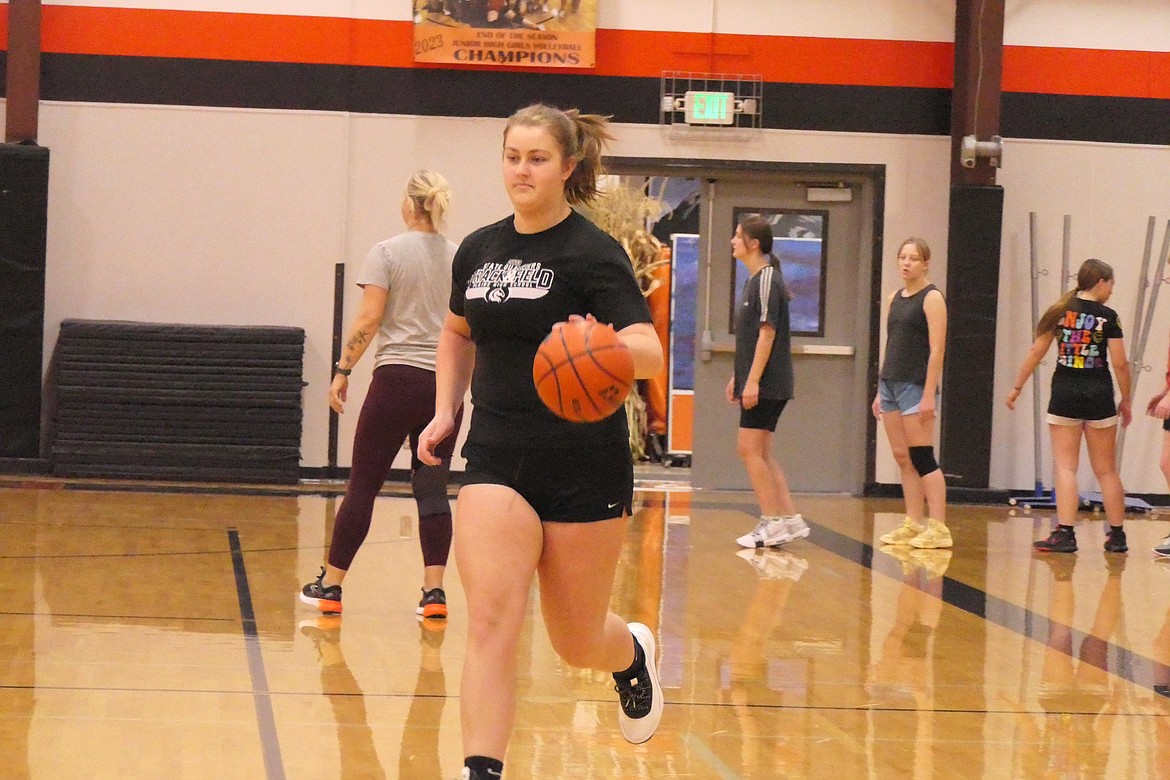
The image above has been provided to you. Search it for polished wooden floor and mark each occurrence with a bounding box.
[1,477,1168,779]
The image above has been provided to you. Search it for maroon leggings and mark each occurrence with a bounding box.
[328,363,463,572]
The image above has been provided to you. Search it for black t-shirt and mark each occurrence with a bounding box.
[450,210,652,448]
[1047,297,1124,420]
[733,264,793,400]
[1051,297,1123,387]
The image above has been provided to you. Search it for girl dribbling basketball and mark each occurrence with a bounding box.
[417,104,665,780]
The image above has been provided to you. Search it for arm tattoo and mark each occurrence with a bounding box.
[345,330,369,351]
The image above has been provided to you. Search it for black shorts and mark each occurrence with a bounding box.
[1047,380,1116,422]
[461,439,633,523]
[1163,416,1170,432]
[739,399,788,432]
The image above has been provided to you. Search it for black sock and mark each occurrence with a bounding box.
[1110,525,1124,532]
[613,632,645,681]
[1057,524,1074,531]
[466,756,504,778]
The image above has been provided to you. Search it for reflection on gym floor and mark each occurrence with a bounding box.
[1,482,1168,778]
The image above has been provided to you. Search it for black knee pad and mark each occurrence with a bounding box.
[908,445,938,477]
[411,461,452,516]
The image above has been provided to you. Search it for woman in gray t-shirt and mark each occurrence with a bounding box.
[300,170,464,621]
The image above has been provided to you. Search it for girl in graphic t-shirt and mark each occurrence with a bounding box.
[417,104,665,780]
[1006,258,1133,553]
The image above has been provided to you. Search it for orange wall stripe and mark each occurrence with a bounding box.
[1004,46,1170,100]
[37,6,354,64]
[593,30,954,88]
[1,6,1164,99]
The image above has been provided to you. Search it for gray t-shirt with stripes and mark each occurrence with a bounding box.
[734,264,794,400]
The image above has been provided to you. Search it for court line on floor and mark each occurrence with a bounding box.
[228,528,287,780]
[727,507,1168,700]
[647,493,1169,703]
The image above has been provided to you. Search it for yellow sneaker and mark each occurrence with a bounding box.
[908,518,953,549]
[879,516,924,546]
[879,544,920,576]
[910,548,953,578]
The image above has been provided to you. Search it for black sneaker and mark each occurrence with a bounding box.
[460,768,502,780]
[1103,527,1128,553]
[417,587,448,620]
[614,622,663,744]
[299,566,343,614]
[1033,526,1077,553]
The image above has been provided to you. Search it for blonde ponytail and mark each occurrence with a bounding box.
[405,169,451,228]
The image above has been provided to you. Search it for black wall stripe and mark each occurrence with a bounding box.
[1,52,1166,145]
[1003,92,1170,146]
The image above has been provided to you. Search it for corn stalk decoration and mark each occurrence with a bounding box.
[579,180,670,461]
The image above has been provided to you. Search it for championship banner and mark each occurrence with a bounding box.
[413,1,597,68]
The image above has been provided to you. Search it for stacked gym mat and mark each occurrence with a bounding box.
[52,319,305,483]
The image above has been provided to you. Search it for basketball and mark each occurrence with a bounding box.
[533,319,635,423]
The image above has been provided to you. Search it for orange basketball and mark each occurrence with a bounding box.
[533,319,635,423]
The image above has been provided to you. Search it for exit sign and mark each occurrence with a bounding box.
[684,90,735,125]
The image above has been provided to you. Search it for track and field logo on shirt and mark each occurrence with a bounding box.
[466,259,553,303]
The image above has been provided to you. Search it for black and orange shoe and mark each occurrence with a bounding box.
[299,566,342,615]
[298,616,342,662]
[417,587,448,620]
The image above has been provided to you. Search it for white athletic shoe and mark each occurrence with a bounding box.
[1154,534,1170,557]
[736,517,791,548]
[614,622,664,744]
[736,548,808,581]
[784,514,811,541]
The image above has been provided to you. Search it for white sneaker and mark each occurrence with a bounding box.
[735,517,791,548]
[783,514,810,541]
[736,548,808,581]
[614,622,663,744]
[1154,534,1170,557]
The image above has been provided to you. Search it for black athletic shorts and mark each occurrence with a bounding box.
[1163,416,1170,432]
[1047,380,1116,422]
[739,399,788,432]
[461,439,633,523]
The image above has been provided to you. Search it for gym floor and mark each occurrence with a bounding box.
[1,477,1167,778]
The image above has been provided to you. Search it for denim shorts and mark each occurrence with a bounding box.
[878,380,937,415]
